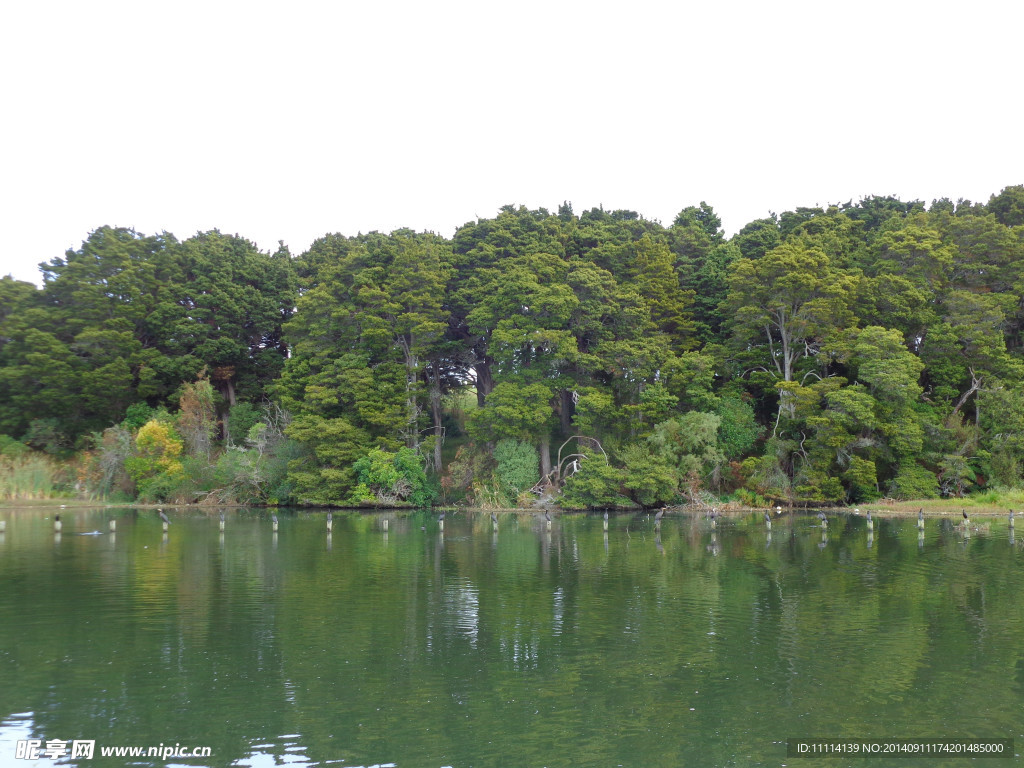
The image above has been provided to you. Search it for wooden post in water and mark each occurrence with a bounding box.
[917,508,924,531]
[219,513,226,532]
[602,511,609,532]
[272,515,279,532]
[327,511,333,533]
[54,514,62,533]
[109,518,116,532]
[159,510,170,532]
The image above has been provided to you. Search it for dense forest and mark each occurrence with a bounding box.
[3,186,1024,508]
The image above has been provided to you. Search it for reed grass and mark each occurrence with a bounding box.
[0,454,65,500]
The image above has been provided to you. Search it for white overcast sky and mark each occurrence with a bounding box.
[1,0,1021,285]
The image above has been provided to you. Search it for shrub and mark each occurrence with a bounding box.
[124,420,184,500]
[121,403,156,432]
[560,451,625,509]
[621,443,679,507]
[228,402,262,446]
[349,447,436,507]
[494,439,540,499]
[176,375,217,458]
[888,461,939,500]
[717,395,761,460]
[844,456,879,502]
[440,443,496,506]
[0,435,29,457]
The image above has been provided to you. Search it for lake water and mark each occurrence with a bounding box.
[0,507,1021,767]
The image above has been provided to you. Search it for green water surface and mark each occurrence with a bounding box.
[0,507,1021,767]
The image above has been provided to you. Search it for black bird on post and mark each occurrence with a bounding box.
[763,511,771,531]
[544,509,552,530]
[866,511,873,531]
[326,511,333,533]
[272,514,279,532]
[603,510,609,531]
[1010,509,1015,528]
[817,512,827,530]
[918,508,925,530]
[438,511,445,531]
[158,510,170,532]
[491,511,498,530]
[962,509,969,528]
[654,508,665,528]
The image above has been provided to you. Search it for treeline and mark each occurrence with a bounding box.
[2,186,1024,507]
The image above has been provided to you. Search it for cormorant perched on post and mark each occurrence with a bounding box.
[710,508,718,528]
[763,511,771,531]
[272,514,279,532]
[158,510,170,532]
[219,512,226,531]
[491,511,498,529]
[918,508,925,530]
[962,509,969,527]
[817,512,827,529]
[438,510,445,531]
[1010,509,1015,528]
[544,509,552,530]
[603,510,609,531]
[866,511,873,531]
[654,508,665,526]
[54,514,62,533]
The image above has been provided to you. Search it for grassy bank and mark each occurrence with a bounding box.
[862,492,1024,517]
[0,454,70,501]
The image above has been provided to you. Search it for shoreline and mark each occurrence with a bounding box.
[0,498,1018,519]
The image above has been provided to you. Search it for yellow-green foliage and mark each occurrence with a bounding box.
[125,420,184,496]
[0,454,63,500]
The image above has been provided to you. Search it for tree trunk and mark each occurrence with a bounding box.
[429,366,443,473]
[951,369,982,421]
[559,389,574,437]
[475,359,494,408]
[539,434,552,483]
[218,379,237,442]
